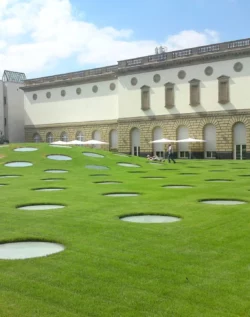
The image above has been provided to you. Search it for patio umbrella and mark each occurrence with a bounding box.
[177,138,206,143]
[177,138,206,159]
[66,140,85,145]
[150,138,177,159]
[82,139,109,145]
[150,138,177,144]
[50,141,68,145]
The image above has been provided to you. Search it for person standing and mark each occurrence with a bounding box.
[168,144,176,163]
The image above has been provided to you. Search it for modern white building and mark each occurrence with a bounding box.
[17,37,250,159]
[0,71,26,143]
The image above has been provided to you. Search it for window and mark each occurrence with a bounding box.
[76,131,84,141]
[206,151,217,158]
[165,82,175,108]
[218,76,230,104]
[46,132,53,143]
[4,118,6,126]
[180,151,189,158]
[60,132,68,142]
[189,79,200,106]
[33,133,41,143]
[4,97,6,105]
[140,85,150,110]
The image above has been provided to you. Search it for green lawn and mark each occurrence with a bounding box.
[0,143,249,317]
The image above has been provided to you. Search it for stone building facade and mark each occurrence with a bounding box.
[22,38,250,159]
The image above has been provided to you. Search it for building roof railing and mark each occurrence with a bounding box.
[118,38,250,68]
[24,37,250,87]
[24,65,118,86]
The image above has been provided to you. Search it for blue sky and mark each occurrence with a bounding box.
[0,0,249,78]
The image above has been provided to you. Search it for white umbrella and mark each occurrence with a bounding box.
[150,138,177,144]
[177,138,206,159]
[66,140,85,145]
[150,138,177,159]
[51,140,68,145]
[177,138,206,143]
[82,139,108,145]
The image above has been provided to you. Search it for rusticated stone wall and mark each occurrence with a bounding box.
[25,110,250,158]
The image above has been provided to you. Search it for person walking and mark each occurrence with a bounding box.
[167,144,176,163]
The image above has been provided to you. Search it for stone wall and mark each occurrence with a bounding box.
[25,110,250,158]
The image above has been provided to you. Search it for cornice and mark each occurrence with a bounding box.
[21,73,117,92]
[25,119,118,129]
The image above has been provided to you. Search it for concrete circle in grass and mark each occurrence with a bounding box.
[50,145,72,148]
[33,188,66,192]
[83,152,104,158]
[45,169,68,173]
[0,184,8,187]
[209,170,226,172]
[206,179,233,182]
[120,214,181,223]
[0,241,64,260]
[142,176,165,179]
[42,178,65,181]
[90,174,110,177]
[95,181,122,184]
[17,204,65,210]
[0,175,21,178]
[128,171,146,174]
[85,165,109,170]
[163,185,193,188]
[14,147,38,152]
[104,192,139,197]
[47,155,72,161]
[180,173,198,175]
[4,162,33,167]
[118,163,140,167]
[200,199,246,205]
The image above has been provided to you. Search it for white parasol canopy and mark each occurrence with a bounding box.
[150,138,177,144]
[82,139,109,145]
[51,140,68,145]
[177,138,206,143]
[66,140,85,145]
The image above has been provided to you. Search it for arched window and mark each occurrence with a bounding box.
[177,126,189,158]
[76,131,84,141]
[60,131,68,142]
[46,132,53,143]
[204,124,216,158]
[233,122,246,160]
[33,133,41,143]
[109,129,118,150]
[92,130,101,148]
[152,127,163,157]
[130,128,140,156]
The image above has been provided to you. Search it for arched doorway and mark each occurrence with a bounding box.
[204,124,216,158]
[60,131,68,142]
[33,133,41,143]
[131,128,140,156]
[93,130,101,148]
[76,131,84,141]
[46,132,53,143]
[177,126,189,158]
[152,127,163,157]
[109,129,118,150]
[233,122,246,160]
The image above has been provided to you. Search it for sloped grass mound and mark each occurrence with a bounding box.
[0,143,250,316]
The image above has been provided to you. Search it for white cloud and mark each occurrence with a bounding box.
[0,0,220,78]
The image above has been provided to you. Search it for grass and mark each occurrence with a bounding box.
[0,143,250,316]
